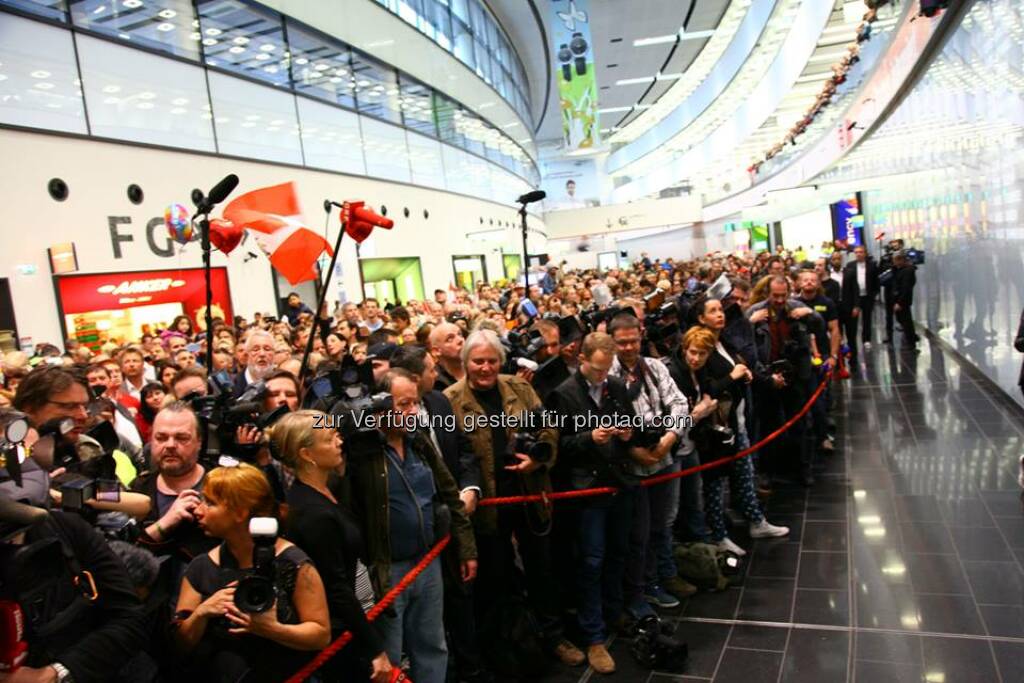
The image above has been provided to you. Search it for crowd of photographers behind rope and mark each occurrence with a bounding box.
[0,239,920,683]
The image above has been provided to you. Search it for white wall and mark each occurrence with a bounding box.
[780,208,832,251]
[542,195,702,240]
[0,129,545,347]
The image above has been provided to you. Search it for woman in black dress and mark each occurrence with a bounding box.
[271,410,395,683]
[174,463,330,682]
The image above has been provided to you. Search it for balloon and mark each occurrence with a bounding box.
[209,218,243,255]
[164,203,193,245]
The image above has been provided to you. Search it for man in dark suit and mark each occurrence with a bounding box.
[841,245,879,363]
[891,251,919,349]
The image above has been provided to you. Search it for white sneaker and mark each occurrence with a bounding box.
[750,520,790,539]
[718,537,747,557]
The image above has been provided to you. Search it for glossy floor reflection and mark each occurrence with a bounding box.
[562,328,1024,682]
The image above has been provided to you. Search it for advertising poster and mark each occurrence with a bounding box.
[550,0,600,151]
[541,158,602,210]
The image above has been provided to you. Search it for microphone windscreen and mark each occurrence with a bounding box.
[206,174,239,205]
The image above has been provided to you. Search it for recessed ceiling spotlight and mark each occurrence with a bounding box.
[156,22,175,32]
[122,0,143,8]
[157,8,176,19]
[233,36,249,45]
[255,52,270,60]
[294,57,308,65]
[314,63,330,71]
[202,38,218,46]
[259,44,276,52]
[138,91,156,99]
[170,107,186,114]
[229,46,244,54]
[102,84,121,93]
[34,82,54,90]
[205,27,222,36]
[30,70,51,79]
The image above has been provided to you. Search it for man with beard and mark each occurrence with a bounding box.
[130,403,216,563]
[232,329,276,394]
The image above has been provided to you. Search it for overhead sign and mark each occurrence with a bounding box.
[551,0,600,151]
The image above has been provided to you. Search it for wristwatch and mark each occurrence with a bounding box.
[51,662,74,682]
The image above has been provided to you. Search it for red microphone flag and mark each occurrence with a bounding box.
[223,183,334,285]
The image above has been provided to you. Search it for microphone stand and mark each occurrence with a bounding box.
[519,201,530,288]
[298,201,345,382]
[198,213,215,373]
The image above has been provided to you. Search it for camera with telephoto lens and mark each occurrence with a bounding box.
[49,420,121,516]
[234,517,279,614]
[506,409,554,467]
[308,357,393,457]
[629,614,689,672]
[503,325,546,374]
[187,372,284,464]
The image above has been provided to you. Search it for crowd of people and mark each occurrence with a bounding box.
[0,240,922,683]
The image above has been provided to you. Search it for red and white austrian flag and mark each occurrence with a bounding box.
[222,182,333,285]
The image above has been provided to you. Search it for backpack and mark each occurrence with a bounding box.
[673,542,743,592]
[479,596,551,679]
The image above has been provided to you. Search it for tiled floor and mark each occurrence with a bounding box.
[559,329,1024,682]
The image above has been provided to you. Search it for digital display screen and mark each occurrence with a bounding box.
[831,194,864,247]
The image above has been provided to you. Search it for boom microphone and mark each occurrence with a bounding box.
[194,174,240,214]
[517,190,547,204]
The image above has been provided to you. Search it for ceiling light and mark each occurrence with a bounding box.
[205,27,222,36]
[255,52,270,60]
[598,106,633,114]
[233,36,249,45]
[170,107,186,114]
[357,80,370,87]
[171,97,188,105]
[0,75,7,82]
[102,84,121,94]
[229,46,244,54]
[30,70,51,79]
[202,38,218,46]
[328,76,341,83]
[264,65,278,74]
[157,8,176,19]
[136,101,153,109]
[156,22,174,31]
[633,34,676,47]
[314,63,330,71]
[679,29,715,41]
[92,5,106,14]
[656,72,683,81]
[46,102,62,109]
[241,121,255,128]
[294,57,308,65]
[191,32,201,40]
[33,82,54,90]
[118,33,131,40]
[122,0,142,8]
[615,76,655,86]
[259,44,276,52]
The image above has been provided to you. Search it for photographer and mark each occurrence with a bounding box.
[173,463,330,682]
[346,368,477,683]
[389,344,486,682]
[676,308,789,557]
[879,239,903,344]
[271,411,394,683]
[746,277,823,486]
[130,403,216,564]
[0,409,148,683]
[444,330,582,672]
[606,313,694,614]
[546,331,643,674]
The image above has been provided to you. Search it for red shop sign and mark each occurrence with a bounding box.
[56,267,234,326]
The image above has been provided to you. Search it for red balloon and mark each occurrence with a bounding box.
[209,218,243,255]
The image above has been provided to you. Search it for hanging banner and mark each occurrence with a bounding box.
[550,0,600,151]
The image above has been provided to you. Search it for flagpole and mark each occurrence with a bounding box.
[298,201,345,382]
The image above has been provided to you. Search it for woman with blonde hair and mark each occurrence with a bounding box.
[272,410,394,683]
[174,463,330,682]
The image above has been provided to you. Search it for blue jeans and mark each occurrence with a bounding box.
[577,487,636,644]
[674,449,709,543]
[379,559,447,683]
[645,460,681,590]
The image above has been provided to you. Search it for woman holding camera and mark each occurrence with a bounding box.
[675,302,788,556]
[173,463,330,682]
[271,410,395,683]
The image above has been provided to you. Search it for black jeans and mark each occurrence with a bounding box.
[896,304,919,345]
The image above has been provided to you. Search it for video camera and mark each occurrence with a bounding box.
[234,517,279,614]
[307,357,393,456]
[630,615,689,672]
[503,325,546,374]
[185,372,287,465]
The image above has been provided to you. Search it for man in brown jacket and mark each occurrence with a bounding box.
[445,329,585,668]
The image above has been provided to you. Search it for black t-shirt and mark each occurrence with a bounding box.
[471,384,512,492]
[183,544,313,682]
[801,294,837,355]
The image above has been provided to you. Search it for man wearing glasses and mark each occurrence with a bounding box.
[12,365,91,443]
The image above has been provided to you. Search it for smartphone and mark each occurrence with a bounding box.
[95,479,121,503]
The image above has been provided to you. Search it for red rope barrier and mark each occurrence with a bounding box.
[288,369,833,679]
[285,535,451,683]
[479,369,833,505]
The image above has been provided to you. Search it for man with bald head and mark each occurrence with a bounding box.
[429,322,465,391]
[232,328,277,394]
